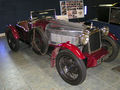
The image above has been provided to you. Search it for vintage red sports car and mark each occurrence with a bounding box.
[5,9,119,85]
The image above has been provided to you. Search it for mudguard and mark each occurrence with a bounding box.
[108,32,118,41]
[7,25,19,39]
[51,41,85,67]
[58,41,85,60]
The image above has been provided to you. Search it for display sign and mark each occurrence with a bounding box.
[60,0,84,19]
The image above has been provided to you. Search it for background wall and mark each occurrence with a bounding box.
[0,0,119,33]
[0,0,60,33]
[84,0,119,20]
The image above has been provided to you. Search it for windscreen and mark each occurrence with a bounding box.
[30,9,56,20]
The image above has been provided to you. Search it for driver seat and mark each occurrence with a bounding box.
[17,20,29,31]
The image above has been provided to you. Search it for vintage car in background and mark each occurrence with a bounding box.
[5,9,119,85]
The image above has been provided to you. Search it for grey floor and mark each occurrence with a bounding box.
[0,37,120,90]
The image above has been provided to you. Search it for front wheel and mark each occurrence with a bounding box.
[56,49,86,85]
[102,36,119,62]
[5,29,19,51]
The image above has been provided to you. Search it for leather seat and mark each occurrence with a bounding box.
[18,20,29,31]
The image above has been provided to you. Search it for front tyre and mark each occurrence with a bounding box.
[5,29,19,51]
[56,49,86,85]
[102,36,119,62]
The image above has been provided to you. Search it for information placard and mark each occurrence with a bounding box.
[60,0,84,19]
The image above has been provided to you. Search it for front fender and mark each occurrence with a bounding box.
[58,42,85,60]
[7,25,19,39]
[108,32,118,41]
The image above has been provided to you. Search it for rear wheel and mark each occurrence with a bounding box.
[102,36,119,62]
[56,49,86,85]
[32,27,48,55]
[5,29,19,51]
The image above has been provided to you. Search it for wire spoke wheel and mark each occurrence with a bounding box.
[6,29,19,51]
[34,32,44,52]
[32,27,48,55]
[102,40,113,60]
[59,56,79,80]
[56,49,86,85]
[102,36,119,62]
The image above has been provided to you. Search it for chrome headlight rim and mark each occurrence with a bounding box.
[101,26,109,36]
[80,30,90,45]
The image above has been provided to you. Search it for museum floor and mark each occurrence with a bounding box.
[0,37,120,90]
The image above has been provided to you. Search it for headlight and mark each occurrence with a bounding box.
[101,26,109,36]
[80,30,89,45]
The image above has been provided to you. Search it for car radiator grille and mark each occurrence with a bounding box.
[88,31,101,53]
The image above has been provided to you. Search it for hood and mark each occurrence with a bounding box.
[46,20,87,37]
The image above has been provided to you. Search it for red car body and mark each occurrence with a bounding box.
[7,19,109,68]
[6,9,119,85]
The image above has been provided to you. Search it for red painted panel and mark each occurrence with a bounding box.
[58,41,85,60]
[84,48,108,68]
[32,20,49,30]
[108,32,118,41]
[8,25,19,39]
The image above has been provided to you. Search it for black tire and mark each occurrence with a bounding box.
[5,29,19,51]
[56,49,86,85]
[102,36,119,62]
[32,27,48,55]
